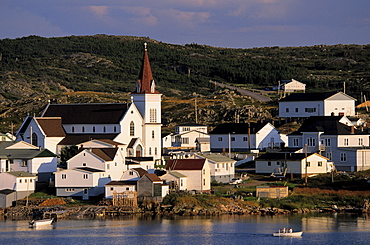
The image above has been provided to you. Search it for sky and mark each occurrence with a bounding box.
[0,0,369,48]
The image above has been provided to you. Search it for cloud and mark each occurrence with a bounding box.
[88,6,110,19]
[158,9,211,29]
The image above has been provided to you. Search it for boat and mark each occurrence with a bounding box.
[29,218,54,228]
[273,230,303,237]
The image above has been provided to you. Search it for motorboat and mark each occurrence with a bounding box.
[273,229,303,237]
[29,218,54,228]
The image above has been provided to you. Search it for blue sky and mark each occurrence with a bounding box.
[1,0,369,48]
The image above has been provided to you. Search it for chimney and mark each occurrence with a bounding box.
[350,125,355,134]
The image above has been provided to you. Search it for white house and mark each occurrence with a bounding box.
[0,141,58,182]
[255,152,333,177]
[279,92,356,118]
[278,79,306,94]
[105,180,137,199]
[194,153,236,183]
[287,116,370,171]
[162,123,210,152]
[209,122,286,152]
[0,171,36,200]
[160,171,187,191]
[166,159,211,192]
[54,167,109,200]
[16,43,162,163]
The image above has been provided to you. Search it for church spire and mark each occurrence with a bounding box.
[136,42,160,94]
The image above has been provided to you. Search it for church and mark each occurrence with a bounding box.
[16,43,162,166]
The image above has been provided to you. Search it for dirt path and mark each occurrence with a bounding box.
[212,81,272,102]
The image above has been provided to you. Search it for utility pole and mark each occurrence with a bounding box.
[194,96,198,124]
[304,144,308,185]
[248,108,251,151]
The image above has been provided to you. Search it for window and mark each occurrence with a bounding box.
[150,108,157,123]
[203,179,206,186]
[276,161,280,166]
[82,126,85,133]
[306,162,310,167]
[181,137,189,144]
[293,138,299,147]
[126,187,130,191]
[66,188,75,192]
[93,126,96,132]
[114,126,117,133]
[129,171,134,175]
[324,138,331,146]
[31,133,38,147]
[340,153,347,162]
[25,179,27,183]
[295,108,299,112]
[72,126,75,133]
[83,163,86,166]
[152,130,155,139]
[344,138,349,146]
[149,147,152,155]
[243,137,248,141]
[359,138,364,146]
[19,179,22,183]
[103,126,106,133]
[268,161,271,166]
[130,121,135,136]
[231,137,235,141]
[83,174,88,179]
[107,164,110,170]
[203,169,205,174]
[180,179,183,187]
[305,108,317,113]
[110,187,114,191]
[308,137,316,146]
[326,152,332,160]
[218,137,223,141]
[286,108,289,112]
[318,161,323,167]
[21,160,27,167]
[155,147,157,155]
[62,174,66,179]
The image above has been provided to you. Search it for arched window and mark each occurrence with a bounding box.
[114,126,117,132]
[130,122,135,136]
[82,126,85,133]
[31,133,38,147]
[103,126,106,133]
[149,147,152,155]
[155,147,157,155]
[150,108,157,122]
[72,126,75,133]
[152,130,155,139]
[92,126,96,133]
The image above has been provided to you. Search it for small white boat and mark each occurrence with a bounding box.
[273,231,303,237]
[29,218,54,227]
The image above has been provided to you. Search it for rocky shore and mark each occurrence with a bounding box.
[1,198,368,221]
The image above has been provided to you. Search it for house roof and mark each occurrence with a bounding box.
[177,123,206,127]
[36,117,66,137]
[132,44,160,94]
[105,180,137,186]
[209,122,268,134]
[4,171,36,178]
[41,103,129,124]
[58,134,118,146]
[168,171,187,178]
[279,91,355,102]
[167,159,206,171]
[144,173,162,182]
[90,148,118,161]
[132,168,148,177]
[290,116,367,135]
[0,189,16,195]
[127,138,138,148]
[256,152,326,161]
[195,137,210,144]
[75,167,104,173]
[0,142,57,159]
[198,153,235,163]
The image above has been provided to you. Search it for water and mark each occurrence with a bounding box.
[0,213,369,245]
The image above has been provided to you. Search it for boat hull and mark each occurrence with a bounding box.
[273,231,303,237]
[29,219,54,227]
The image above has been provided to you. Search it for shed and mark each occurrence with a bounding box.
[256,186,288,198]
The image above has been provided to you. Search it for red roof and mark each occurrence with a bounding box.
[36,117,66,137]
[166,159,206,171]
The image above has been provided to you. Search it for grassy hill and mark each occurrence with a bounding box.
[0,35,369,132]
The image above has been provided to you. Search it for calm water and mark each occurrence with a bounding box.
[0,213,370,245]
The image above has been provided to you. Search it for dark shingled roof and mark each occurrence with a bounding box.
[209,122,267,134]
[58,134,118,146]
[36,117,66,137]
[291,116,367,135]
[106,180,137,186]
[91,148,118,161]
[75,167,104,172]
[0,189,16,195]
[166,159,206,171]
[41,103,129,124]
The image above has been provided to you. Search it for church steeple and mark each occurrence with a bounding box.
[136,43,160,94]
